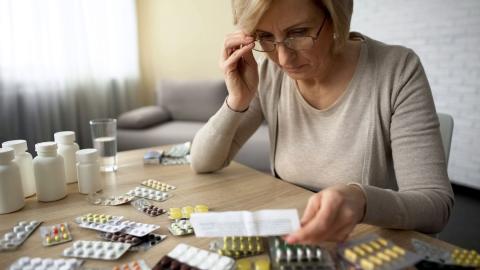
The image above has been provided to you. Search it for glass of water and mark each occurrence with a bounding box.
[89,118,117,172]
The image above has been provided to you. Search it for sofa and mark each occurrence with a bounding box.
[117,79,271,172]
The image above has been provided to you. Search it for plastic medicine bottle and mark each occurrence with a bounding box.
[0,147,25,214]
[76,149,102,194]
[33,142,67,202]
[54,131,80,184]
[2,140,36,197]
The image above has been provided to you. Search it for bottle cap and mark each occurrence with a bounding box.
[54,131,76,144]
[0,147,15,164]
[76,149,99,163]
[2,140,28,154]
[35,142,58,153]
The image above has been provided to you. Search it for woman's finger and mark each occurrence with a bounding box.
[222,43,255,73]
[300,194,322,226]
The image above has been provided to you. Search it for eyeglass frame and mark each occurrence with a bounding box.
[253,15,328,53]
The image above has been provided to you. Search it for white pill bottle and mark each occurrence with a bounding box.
[54,131,79,184]
[76,148,102,194]
[0,147,25,214]
[1,140,36,197]
[33,142,67,202]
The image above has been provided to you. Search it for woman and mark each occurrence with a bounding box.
[190,0,454,244]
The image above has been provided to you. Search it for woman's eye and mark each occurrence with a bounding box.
[288,29,308,37]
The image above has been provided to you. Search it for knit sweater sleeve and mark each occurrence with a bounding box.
[352,50,454,234]
[190,94,264,173]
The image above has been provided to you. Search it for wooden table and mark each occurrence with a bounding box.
[0,147,456,268]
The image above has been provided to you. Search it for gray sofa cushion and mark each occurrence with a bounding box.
[118,121,205,151]
[156,80,227,122]
[118,106,171,129]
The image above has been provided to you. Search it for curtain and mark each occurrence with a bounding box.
[0,0,140,151]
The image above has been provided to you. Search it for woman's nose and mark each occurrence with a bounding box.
[276,44,296,67]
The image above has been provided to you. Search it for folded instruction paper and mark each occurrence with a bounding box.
[190,209,300,237]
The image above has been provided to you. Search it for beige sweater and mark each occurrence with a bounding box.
[191,33,454,234]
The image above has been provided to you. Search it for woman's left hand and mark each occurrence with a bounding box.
[285,184,367,244]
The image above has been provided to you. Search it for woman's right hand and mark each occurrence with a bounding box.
[220,31,259,111]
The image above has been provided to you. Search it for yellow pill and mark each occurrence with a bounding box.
[255,259,270,270]
[377,238,388,246]
[63,233,68,239]
[385,249,399,259]
[377,252,391,262]
[354,246,366,256]
[361,243,374,253]
[236,259,250,270]
[369,255,383,266]
[360,258,375,270]
[54,235,60,241]
[370,242,381,250]
[344,248,358,262]
[46,236,52,243]
[392,246,406,256]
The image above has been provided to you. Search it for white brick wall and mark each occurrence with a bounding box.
[351,0,480,189]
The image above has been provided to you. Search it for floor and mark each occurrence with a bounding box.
[439,184,480,250]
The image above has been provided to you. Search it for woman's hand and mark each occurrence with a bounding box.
[220,31,258,111]
[285,184,367,244]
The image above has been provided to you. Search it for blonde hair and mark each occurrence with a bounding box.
[231,0,353,52]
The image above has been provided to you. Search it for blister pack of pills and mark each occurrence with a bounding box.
[169,205,209,219]
[98,231,143,246]
[40,223,72,246]
[118,220,160,237]
[144,150,164,165]
[153,243,235,270]
[169,219,194,236]
[131,199,167,217]
[87,193,136,206]
[126,187,171,202]
[8,257,84,270]
[0,220,42,251]
[338,234,422,270]
[268,236,334,270]
[236,258,270,270]
[141,179,176,191]
[129,234,167,252]
[412,239,480,268]
[76,213,123,224]
[63,240,131,260]
[113,260,152,270]
[75,214,126,233]
[165,142,191,158]
[210,236,265,258]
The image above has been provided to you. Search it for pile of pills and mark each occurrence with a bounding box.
[169,205,209,219]
[112,260,151,270]
[269,236,334,270]
[126,187,171,202]
[63,240,131,260]
[210,236,265,258]
[236,258,270,270]
[141,179,176,191]
[339,234,421,270]
[153,243,235,270]
[40,223,72,246]
[99,231,143,246]
[87,194,136,206]
[169,219,194,236]
[8,257,84,270]
[0,220,42,251]
[131,199,167,217]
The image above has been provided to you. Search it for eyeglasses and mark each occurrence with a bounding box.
[253,16,327,52]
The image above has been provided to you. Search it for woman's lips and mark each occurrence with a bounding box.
[283,64,306,73]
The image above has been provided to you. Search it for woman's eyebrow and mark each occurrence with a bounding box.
[256,19,316,34]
